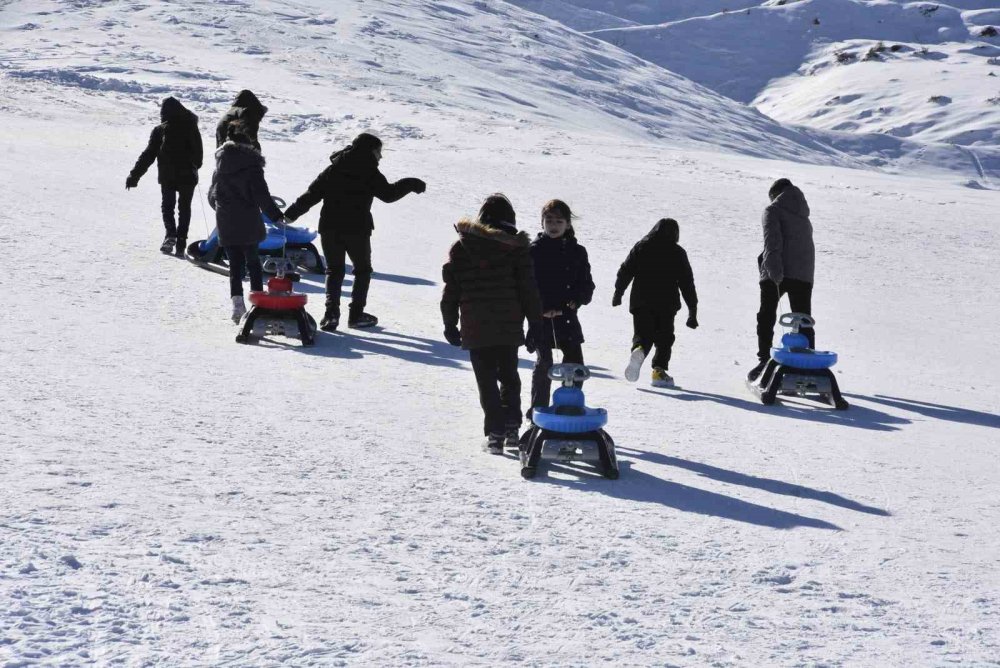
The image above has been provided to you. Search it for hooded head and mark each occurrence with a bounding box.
[477,193,517,234]
[232,89,267,117]
[351,132,383,163]
[646,218,680,244]
[768,178,793,202]
[160,96,188,123]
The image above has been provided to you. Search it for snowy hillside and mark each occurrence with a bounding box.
[2,0,1000,665]
[512,0,1000,181]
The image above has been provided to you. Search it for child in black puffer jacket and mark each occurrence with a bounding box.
[526,199,595,416]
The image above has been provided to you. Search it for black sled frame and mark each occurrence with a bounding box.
[749,359,849,410]
[236,306,317,347]
[518,427,619,480]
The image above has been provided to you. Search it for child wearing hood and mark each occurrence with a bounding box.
[612,218,698,387]
[216,89,268,151]
[525,199,595,416]
[441,194,543,454]
[207,123,288,323]
[126,96,203,256]
[283,133,426,331]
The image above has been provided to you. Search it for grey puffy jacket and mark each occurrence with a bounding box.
[760,185,815,284]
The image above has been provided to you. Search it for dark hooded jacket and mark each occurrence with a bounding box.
[615,220,697,314]
[529,231,595,347]
[759,185,815,284]
[283,136,423,237]
[441,219,543,350]
[129,97,203,187]
[215,90,267,150]
[207,141,283,247]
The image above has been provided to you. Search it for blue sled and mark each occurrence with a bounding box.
[186,197,325,275]
[519,364,619,479]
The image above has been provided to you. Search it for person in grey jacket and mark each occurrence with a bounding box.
[207,123,287,323]
[748,178,816,381]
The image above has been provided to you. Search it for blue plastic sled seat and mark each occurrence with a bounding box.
[771,347,838,370]
[531,406,608,434]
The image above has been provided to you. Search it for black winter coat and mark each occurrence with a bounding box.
[129,97,203,187]
[529,232,595,347]
[215,90,267,150]
[283,145,422,237]
[615,220,698,314]
[207,142,283,247]
[441,219,543,350]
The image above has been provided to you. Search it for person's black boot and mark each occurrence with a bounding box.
[747,359,768,382]
[348,308,378,329]
[160,235,177,254]
[174,238,186,257]
[320,305,340,332]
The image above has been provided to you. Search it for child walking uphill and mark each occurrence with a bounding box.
[208,124,287,323]
[441,194,543,454]
[612,218,698,387]
[526,200,595,416]
[126,96,203,256]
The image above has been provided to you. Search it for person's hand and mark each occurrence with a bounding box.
[611,292,622,307]
[525,322,541,354]
[443,325,462,347]
[125,175,139,190]
[403,178,426,194]
[686,311,699,329]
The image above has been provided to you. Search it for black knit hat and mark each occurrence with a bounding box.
[351,132,383,153]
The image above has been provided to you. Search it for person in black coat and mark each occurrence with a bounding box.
[207,124,287,323]
[612,218,698,387]
[525,199,595,416]
[283,133,426,330]
[126,96,203,256]
[216,90,267,151]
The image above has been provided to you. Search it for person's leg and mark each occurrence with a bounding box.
[756,280,782,362]
[530,343,554,413]
[345,234,374,315]
[632,311,654,355]
[469,347,503,436]
[244,244,264,293]
[160,184,177,237]
[785,279,815,348]
[176,184,195,244]
[651,310,677,370]
[496,345,522,431]
[225,245,246,297]
[561,343,584,366]
[320,233,347,312]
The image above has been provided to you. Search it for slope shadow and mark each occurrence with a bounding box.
[254,328,468,368]
[345,263,437,286]
[616,447,890,516]
[529,461,841,531]
[637,388,909,432]
[846,394,1000,430]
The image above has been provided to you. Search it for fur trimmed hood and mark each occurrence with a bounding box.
[452,217,530,263]
[214,140,265,175]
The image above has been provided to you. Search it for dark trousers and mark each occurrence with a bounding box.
[225,244,263,297]
[160,184,195,240]
[530,342,584,414]
[632,309,677,370]
[469,345,522,436]
[321,232,372,312]
[757,278,814,361]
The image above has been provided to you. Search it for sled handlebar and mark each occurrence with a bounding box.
[779,312,816,332]
[548,363,590,386]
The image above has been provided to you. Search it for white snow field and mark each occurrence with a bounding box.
[2,0,999,665]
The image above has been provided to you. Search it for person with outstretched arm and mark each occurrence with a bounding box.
[283,133,426,331]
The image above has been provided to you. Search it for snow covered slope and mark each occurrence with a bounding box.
[512,0,1000,180]
[2,0,1000,665]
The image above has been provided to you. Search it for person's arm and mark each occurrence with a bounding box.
[678,247,698,311]
[191,124,203,171]
[249,165,283,221]
[440,257,461,329]
[761,207,784,284]
[283,168,329,222]
[515,249,543,323]
[127,126,161,186]
[371,170,425,203]
[215,118,227,148]
[207,169,218,210]
[575,246,595,307]
[613,243,640,304]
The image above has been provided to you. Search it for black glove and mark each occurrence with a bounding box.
[525,322,541,354]
[611,292,622,307]
[125,175,139,190]
[443,325,462,347]
[686,311,699,330]
[401,177,426,194]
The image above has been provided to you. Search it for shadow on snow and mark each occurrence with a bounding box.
[846,394,1000,430]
